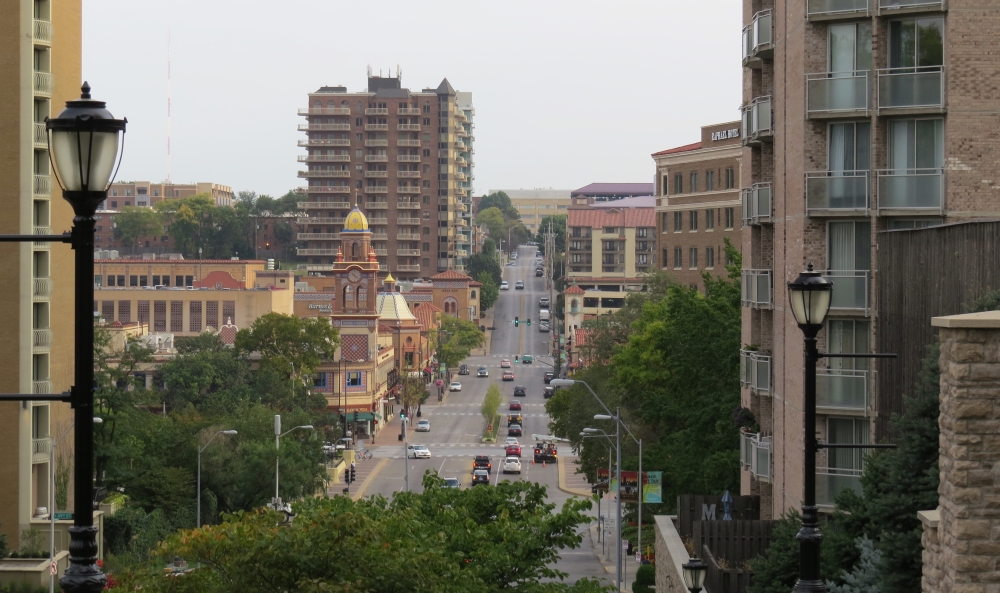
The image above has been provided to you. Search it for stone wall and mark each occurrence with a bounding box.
[922,311,1000,592]
[655,515,695,593]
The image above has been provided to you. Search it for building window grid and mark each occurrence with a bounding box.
[690,172,698,193]
[153,301,167,332]
[170,301,183,332]
[706,247,716,269]
[137,300,150,325]
[118,301,131,323]
[725,168,735,189]
[706,170,715,192]
[674,212,683,233]
[689,248,699,269]
[689,210,698,231]
[222,301,236,324]
[102,301,114,322]
[674,174,683,195]
[206,301,219,330]
[674,247,683,270]
[190,302,202,332]
[725,207,735,230]
[706,209,715,230]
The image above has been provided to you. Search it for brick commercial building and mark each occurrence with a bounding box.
[653,121,743,292]
[739,0,1000,520]
[296,71,475,280]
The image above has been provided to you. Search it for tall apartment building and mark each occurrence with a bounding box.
[653,122,743,292]
[739,0,1000,520]
[0,0,80,549]
[101,181,234,210]
[296,73,474,280]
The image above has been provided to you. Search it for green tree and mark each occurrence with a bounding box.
[154,195,216,257]
[233,312,339,378]
[477,272,499,311]
[482,238,497,257]
[481,384,502,424]
[747,511,803,593]
[534,214,567,254]
[436,315,486,371]
[479,191,513,214]
[827,536,882,593]
[399,375,429,419]
[468,253,502,287]
[113,206,163,249]
[476,206,507,244]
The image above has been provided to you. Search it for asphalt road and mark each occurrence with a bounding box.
[360,245,611,588]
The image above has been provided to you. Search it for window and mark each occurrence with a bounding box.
[689,247,698,269]
[829,122,871,182]
[152,275,160,286]
[661,213,670,232]
[725,167,735,189]
[637,228,647,238]
[706,210,715,230]
[690,172,698,193]
[129,275,138,287]
[346,371,362,387]
[673,247,682,269]
[662,175,669,196]
[662,249,670,268]
[888,118,943,172]
[724,207,735,230]
[888,17,943,70]
[111,201,117,208]
[170,301,183,332]
[827,417,870,475]
[637,241,648,251]
[705,170,715,192]
[706,247,715,269]
[887,219,941,230]
[673,212,683,232]
[674,174,683,195]
[314,373,328,388]
[139,276,148,287]
[689,210,698,231]
[638,254,648,265]
[828,221,871,274]
[105,275,113,286]
[118,301,131,323]
[604,227,617,234]
[185,275,193,287]
[828,319,870,371]
[137,300,150,324]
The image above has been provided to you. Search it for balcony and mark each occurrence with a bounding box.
[32,437,52,463]
[33,277,53,299]
[877,0,946,14]
[398,139,421,147]
[805,171,870,213]
[828,270,870,312]
[817,369,869,411]
[877,67,945,113]
[741,269,772,309]
[298,170,350,178]
[398,218,421,225]
[33,71,52,97]
[34,174,51,198]
[397,155,421,162]
[806,71,870,117]
[741,96,773,144]
[741,183,772,225]
[397,186,420,194]
[297,217,345,225]
[365,186,388,194]
[301,186,351,195]
[365,155,388,162]
[33,328,52,351]
[455,249,469,257]
[816,468,863,506]
[454,142,467,151]
[740,349,771,393]
[397,249,421,256]
[297,201,350,209]
[32,380,52,394]
[299,107,351,116]
[298,138,351,147]
[398,265,422,272]
[365,124,389,131]
[397,201,420,209]
[374,248,388,256]
[372,233,389,241]
[33,122,47,149]
[398,108,421,116]
[297,248,340,256]
[397,233,421,240]
[876,168,943,212]
[397,124,421,131]
[298,154,349,162]
[369,216,389,225]
[397,171,420,178]
[32,226,52,250]
[367,201,389,209]
[365,108,389,115]
[33,19,52,45]
[364,171,388,178]
[807,0,870,19]
[742,10,773,67]
[297,233,341,241]
[365,139,388,147]
[455,156,468,166]
[740,432,772,480]
[297,123,351,131]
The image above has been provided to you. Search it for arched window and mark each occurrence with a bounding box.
[312,100,321,108]
[351,242,358,259]
[341,100,348,108]
[571,299,578,310]
[443,297,458,315]
[344,285,354,302]
[327,100,336,108]
[358,285,367,302]
[470,290,477,299]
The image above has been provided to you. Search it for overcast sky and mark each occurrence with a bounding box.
[83,0,742,198]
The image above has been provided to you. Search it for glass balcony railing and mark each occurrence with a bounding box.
[740,432,772,480]
[807,0,870,18]
[827,270,870,311]
[742,183,772,225]
[806,171,870,212]
[806,71,869,115]
[741,269,772,308]
[816,468,863,506]
[877,168,943,211]
[740,349,771,393]
[878,0,945,9]
[877,67,944,110]
[742,10,773,64]
[742,97,773,143]
[817,369,868,411]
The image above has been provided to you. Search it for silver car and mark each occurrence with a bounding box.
[416,419,430,432]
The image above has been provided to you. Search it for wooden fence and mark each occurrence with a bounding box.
[676,494,760,538]
[695,519,777,593]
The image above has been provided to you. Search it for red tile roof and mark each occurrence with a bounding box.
[431,270,472,281]
[414,303,443,331]
[564,285,585,295]
[651,141,702,157]
[567,207,655,229]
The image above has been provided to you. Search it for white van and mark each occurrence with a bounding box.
[539,309,550,322]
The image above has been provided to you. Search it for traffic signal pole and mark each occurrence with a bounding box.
[401,413,410,492]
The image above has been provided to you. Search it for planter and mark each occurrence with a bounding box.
[0,551,69,589]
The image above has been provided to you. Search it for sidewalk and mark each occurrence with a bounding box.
[476,307,495,356]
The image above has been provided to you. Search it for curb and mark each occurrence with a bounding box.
[557,456,593,498]
[351,457,388,501]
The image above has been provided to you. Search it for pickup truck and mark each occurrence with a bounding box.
[534,441,558,463]
[472,455,492,474]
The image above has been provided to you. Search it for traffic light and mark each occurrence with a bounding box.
[400,411,406,420]
[349,464,356,483]
[514,355,519,363]
[527,318,531,326]
[514,316,519,326]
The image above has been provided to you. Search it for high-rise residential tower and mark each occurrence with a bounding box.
[296,73,474,280]
[739,0,1000,519]
[0,0,81,549]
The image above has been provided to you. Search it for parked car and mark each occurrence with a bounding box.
[477,366,489,377]
[449,381,462,392]
[543,371,555,384]
[505,444,522,458]
[503,457,523,474]
[515,281,524,290]
[539,297,549,308]
[522,355,533,363]
[472,455,492,473]
[502,370,514,381]
[408,444,431,459]
[513,385,527,397]
[458,364,469,375]
[500,281,510,290]
[508,401,522,411]
[416,419,431,432]
[472,469,491,485]
[444,477,461,489]
[500,359,512,368]
[543,386,555,399]
[508,424,523,437]
[535,268,544,277]
[539,322,550,333]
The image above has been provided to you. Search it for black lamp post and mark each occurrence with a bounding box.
[787,263,833,593]
[682,556,708,593]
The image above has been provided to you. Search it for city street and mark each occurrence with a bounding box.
[340,246,612,587]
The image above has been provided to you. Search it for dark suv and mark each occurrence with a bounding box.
[472,455,492,474]
[543,372,555,384]
[472,469,490,486]
[513,385,527,397]
[543,386,555,399]
[458,364,469,375]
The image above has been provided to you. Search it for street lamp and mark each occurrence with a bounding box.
[197,430,237,528]
[273,415,313,509]
[682,556,708,593]
[787,263,833,593]
[581,431,614,552]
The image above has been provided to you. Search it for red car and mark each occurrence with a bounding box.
[506,444,522,457]
[502,370,514,381]
[509,401,522,411]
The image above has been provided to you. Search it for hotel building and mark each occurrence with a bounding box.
[739,0,1000,519]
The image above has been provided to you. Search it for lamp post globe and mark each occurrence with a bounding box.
[46,82,127,216]
[787,263,833,334]
[681,556,708,593]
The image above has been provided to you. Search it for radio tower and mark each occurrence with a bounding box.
[166,27,172,183]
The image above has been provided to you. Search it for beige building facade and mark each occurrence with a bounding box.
[740,0,1000,520]
[94,258,271,289]
[0,0,82,550]
[490,189,572,232]
[102,181,233,210]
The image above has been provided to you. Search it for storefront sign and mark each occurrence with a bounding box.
[308,303,332,311]
[711,128,740,141]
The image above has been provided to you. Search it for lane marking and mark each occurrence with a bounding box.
[351,457,388,501]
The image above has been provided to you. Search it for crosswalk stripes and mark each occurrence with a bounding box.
[423,412,548,417]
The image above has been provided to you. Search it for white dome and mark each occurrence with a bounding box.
[376,292,416,322]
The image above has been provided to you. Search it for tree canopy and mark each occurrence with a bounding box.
[477,272,499,312]
[467,253,502,287]
[534,214,567,254]
[435,315,486,370]
[113,206,163,249]
[233,313,339,378]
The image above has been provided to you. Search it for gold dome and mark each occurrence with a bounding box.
[343,205,369,233]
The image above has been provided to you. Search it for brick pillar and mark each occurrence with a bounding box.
[924,311,1000,592]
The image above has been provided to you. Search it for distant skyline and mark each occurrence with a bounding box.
[83,0,741,199]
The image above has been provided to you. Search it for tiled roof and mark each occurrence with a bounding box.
[414,303,443,331]
[567,207,655,229]
[431,270,472,281]
[470,280,482,287]
[564,285,585,295]
[651,141,702,157]
[572,183,655,196]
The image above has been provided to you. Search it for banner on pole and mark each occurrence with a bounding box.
[619,471,640,503]
[642,471,663,503]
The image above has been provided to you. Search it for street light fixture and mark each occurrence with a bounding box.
[197,430,237,528]
[682,556,708,593]
[787,264,833,593]
[273,415,314,509]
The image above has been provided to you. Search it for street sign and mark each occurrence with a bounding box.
[635,552,641,564]
[54,512,72,520]
[622,539,628,550]
[50,561,57,575]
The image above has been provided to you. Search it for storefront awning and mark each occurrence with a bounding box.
[423,367,432,375]
[350,412,377,421]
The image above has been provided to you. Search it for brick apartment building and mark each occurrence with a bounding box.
[296,72,475,280]
[652,121,743,292]
[739,0,1000,520]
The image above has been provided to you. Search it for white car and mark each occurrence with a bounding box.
[502,457,522,474]
[500,281,510,290]
[416,419,430,432]
[450,381,462,392]
[408,444,431,459]
[504,437,519,446]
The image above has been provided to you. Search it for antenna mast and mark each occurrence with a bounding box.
[167,27,172,183]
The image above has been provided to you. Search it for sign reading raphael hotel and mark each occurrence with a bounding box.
[295,293,334,318]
